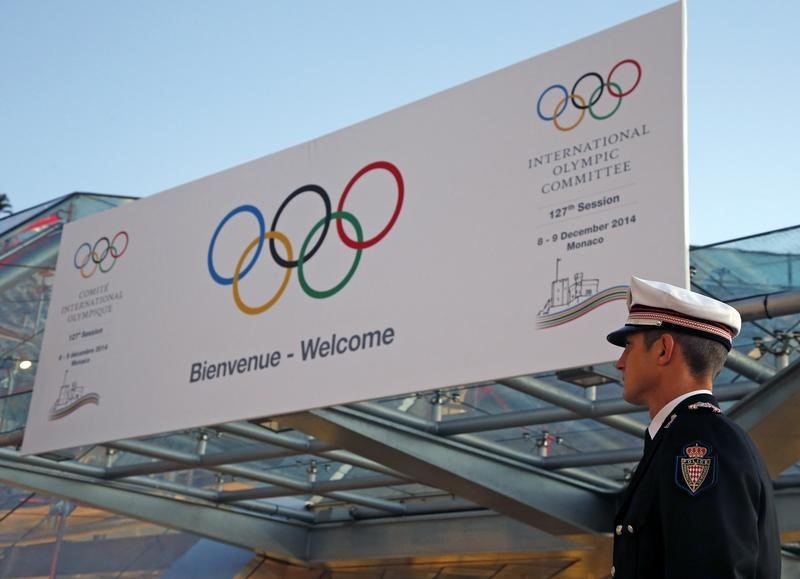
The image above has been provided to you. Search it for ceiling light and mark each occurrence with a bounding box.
[556,366,617,387]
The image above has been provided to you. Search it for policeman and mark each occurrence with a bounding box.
[606,277,780,578]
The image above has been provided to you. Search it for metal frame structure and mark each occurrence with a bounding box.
[1,195,800,577]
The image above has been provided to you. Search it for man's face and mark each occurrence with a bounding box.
[615,332,658,405]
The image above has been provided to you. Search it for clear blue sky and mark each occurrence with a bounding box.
[1,0,797,245]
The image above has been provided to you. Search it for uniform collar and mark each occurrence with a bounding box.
[648,389,713,439]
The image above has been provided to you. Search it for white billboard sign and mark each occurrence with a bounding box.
[24,3,686,454]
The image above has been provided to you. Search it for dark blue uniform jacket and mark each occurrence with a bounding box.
[612,393,780,578]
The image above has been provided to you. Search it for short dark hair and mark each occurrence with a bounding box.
[643,330,728,379]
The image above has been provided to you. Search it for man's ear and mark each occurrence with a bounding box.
[655,333,676,366]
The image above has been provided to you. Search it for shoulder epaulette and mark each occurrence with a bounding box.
[687,401,722,414]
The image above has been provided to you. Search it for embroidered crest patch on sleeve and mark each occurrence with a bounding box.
[675,442,716,495]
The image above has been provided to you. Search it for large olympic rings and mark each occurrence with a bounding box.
[536,59,641,131]
[73,231,129,278]
[207,161,403,315]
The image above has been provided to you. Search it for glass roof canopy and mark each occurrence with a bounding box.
[1,194,799,569]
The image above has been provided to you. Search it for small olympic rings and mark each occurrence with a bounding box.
[536,59,642,131]
[73,231,129,278]
[207,161,403,316]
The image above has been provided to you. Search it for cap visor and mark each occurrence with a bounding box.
[606,325,642,347]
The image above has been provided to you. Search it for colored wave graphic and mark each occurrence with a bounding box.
[49,392,100,421]
[537,285,628,329]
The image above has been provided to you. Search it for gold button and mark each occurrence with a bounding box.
[627,524,634,534]
[615,525,622,536]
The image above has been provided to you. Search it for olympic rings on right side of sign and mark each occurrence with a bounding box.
[536,59,642,131]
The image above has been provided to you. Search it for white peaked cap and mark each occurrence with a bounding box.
[606,277,742,350]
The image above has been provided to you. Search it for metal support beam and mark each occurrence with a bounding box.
[280,407,615,535]
[215,422,333,453]
[774,475,800,491]
[0,447,316,523]
[307,511,583,564]
[217,421,408,479]
[0,428,23,448]
[444,434,624,492]
[121,475,317,522]
[729,359,800,477]
[355,382,757,437]
[0,460,309,561]
[105,443,299,479]
[729,290,800,322]
[108,440,201,465]
[220,465,405,514]
[442,405,583,435]
[543,448,643,469]
[348,402,436,433]
[497,376,647,438]
[107,425,402,480]
[0,448,104,478]
[776,491,800,537]
[219,474,405,503]
[725,350,777,384]
[110,439,404,514]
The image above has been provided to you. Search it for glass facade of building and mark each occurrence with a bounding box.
[1,195,799,577]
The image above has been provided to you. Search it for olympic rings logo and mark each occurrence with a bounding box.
[536,59,642,131]
[207,160,404,315]
[73,232,129,278]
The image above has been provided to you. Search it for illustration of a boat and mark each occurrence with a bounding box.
[49,370,100,421]
[537,258,627,329]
